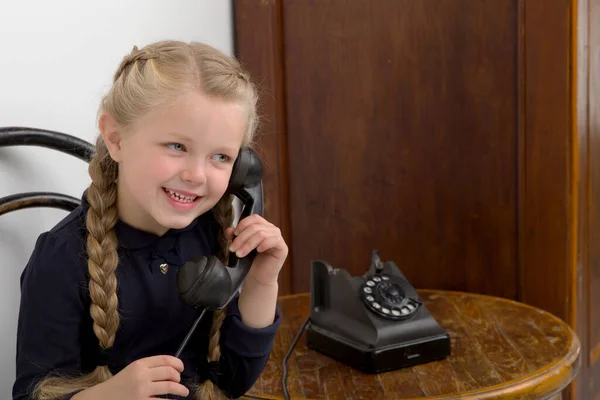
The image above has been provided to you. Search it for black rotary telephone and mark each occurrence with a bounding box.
[272,251,452,400]
[174,147,264,357]
[305,250,451,373]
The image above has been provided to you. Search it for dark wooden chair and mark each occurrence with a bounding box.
[0,127,94,216]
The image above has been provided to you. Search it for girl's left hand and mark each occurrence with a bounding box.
[226,214,288,285]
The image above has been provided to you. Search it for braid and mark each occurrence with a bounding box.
[85,136,120,363]
[113,45,159,83]
[194,195,234,400]
[33,137,118,398]
[213,194,235,261]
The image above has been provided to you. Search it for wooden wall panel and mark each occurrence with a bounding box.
[517,0,573,324]
[282,0,519,297]
[233,0,293,294]
[574,0,591,397]
[587,0,600,393]
[573,0,590,397]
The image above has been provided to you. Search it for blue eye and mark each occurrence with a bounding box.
[166,143,186,152]
[212,154,230,163]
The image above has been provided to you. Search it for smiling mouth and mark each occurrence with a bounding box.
[162,188,199,203]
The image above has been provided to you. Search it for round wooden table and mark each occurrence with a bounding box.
[243,290,580,400]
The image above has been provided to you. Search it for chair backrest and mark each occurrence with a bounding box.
[0,127,94,396]
[0,127,95,216]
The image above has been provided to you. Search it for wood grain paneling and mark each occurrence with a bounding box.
[517,0,573,323]
[233,0,293,294]
[573,0,590,397]
[282,0,518,297]
[587,0,600,394]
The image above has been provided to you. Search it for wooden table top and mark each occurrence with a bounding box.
[243,290,580,400]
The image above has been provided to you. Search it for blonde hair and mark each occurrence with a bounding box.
[33,40,259,400]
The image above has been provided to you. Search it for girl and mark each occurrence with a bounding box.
[12,40,287,400]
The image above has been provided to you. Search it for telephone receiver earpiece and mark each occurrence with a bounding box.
[176,147,264,310]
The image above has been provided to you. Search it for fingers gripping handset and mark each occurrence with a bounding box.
[176,147,264,311]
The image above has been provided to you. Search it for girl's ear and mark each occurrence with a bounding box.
[98,112,124,162]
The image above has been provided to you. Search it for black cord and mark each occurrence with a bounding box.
[163,308,209,400]
[175,307,207,358]
[241,316,310,400]
[175,310,309,400]
[282,316,310,400]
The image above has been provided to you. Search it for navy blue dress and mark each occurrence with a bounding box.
[12,193,281,399]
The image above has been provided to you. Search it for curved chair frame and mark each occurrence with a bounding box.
[0,127,95,216]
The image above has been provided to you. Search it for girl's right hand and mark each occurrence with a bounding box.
[73,355,190,399]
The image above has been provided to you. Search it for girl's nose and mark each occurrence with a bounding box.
[181,161,207,184]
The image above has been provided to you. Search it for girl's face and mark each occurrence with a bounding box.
[101,91,247,235]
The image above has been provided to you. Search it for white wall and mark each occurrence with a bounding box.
[0,1,233,395]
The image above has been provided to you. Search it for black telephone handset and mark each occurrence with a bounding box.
[176,147,264,311]
[172,148,263,362]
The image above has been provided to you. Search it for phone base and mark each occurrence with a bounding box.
[306,321,450,374]
[306,251,451,373]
